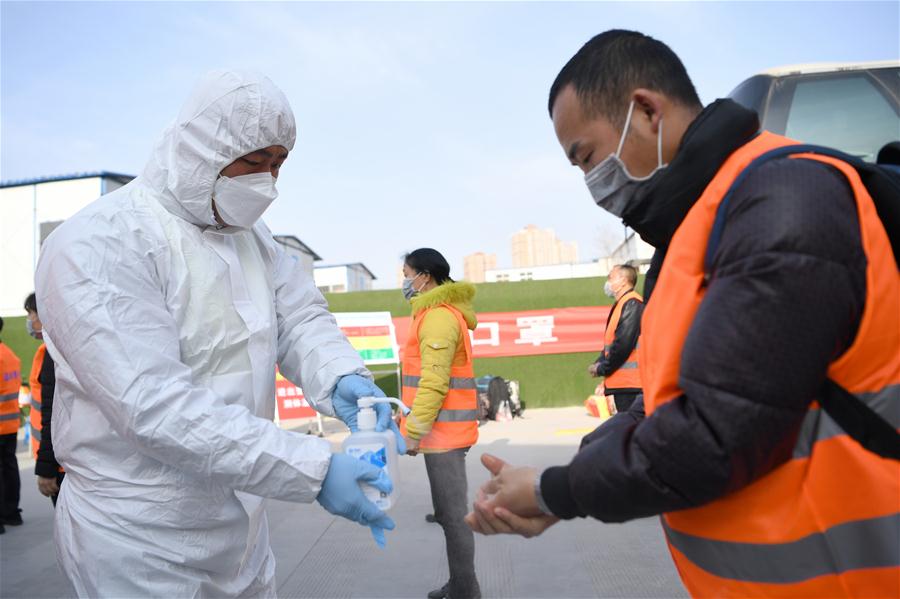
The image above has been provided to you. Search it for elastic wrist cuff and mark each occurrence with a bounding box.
[540,466,582,520]
[534,470,554,516]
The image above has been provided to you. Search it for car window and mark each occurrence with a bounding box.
[728,75,772,116]
[784,72,899,162]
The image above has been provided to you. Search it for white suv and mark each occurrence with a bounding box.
[728,61,899,162]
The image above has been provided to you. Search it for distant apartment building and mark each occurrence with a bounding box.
[511,225,579,268]
[463,252,497,283]
[315,263,377,294]
[486,261,605,283]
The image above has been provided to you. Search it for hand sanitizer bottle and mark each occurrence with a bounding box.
[342,396,410,510]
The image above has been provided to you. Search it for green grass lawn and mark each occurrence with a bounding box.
[4,275,638,407]
[331,276,640,408]
[325,276,620,317]
[1,316,42,383]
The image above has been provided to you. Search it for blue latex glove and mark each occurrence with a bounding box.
[316,453,396,547]
[332,374,407,454]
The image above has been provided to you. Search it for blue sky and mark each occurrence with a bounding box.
[3,1,898,288]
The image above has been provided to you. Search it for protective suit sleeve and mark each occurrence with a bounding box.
[405,308,459,440]
[36,226,332,503]
[265,230,368,417]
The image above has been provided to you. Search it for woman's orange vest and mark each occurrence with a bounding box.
[641,131,900,597]
[400,304,479,450]
[29,344,45,459]
[602,289,643,392]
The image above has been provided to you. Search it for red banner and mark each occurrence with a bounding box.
[275,369,317,420]
[392,306,610,359]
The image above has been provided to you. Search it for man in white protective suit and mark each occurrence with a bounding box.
[34,70,405,597]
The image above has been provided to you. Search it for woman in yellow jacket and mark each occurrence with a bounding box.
[400,248,480,599]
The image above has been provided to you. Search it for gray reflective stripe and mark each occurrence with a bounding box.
[604,345,612,352]
[0,413,19,421]
[794,384,900,459]
[402,375,476,390]
[449,377,477,390]
[0,392,18,402]
[31,427,41,442]
[619,361,639,370]
[435,409,478,423]
[31,398,41,411]
[663,512,900,584]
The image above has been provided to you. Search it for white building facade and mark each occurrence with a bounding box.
[273,235,321,278]
[314,263,377,294]
[0,172,133,316]
[485,261,605,283]
[599,231,655,274]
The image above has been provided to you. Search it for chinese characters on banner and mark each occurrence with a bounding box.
[275,307,609,421]
[275,368,316,419]
[392,306,611,359]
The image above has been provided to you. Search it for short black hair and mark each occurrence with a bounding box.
[404,248,453,285]
[548,29,701,126]
[613,264,638,287]
[24,293,37,315]
[0,316,3,335]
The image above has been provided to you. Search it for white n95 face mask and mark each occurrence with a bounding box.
[585,100,666,218]
[212,172,279,228]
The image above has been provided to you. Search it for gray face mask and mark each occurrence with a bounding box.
[402,273,423,301]
[603,280,616,298]
[585,100,667,217]
[26,318,41,340]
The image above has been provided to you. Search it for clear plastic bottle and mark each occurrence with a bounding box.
[341,396,409,510]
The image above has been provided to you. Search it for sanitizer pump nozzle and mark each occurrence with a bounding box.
[356,397,410,431]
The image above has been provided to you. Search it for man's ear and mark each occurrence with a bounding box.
[630,88,665,135]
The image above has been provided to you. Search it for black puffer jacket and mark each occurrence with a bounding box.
[34,350,61,478]
[541,100,867,521]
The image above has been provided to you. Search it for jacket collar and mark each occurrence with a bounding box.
[411,281,478,330]
[624,99,760,300]
[622,99,760,249]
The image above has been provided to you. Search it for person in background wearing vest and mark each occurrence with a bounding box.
[400,248,481,599]
[0,316,23,534]
[24,293,65,506]
[466,30,899,598]
[588,264,643,413]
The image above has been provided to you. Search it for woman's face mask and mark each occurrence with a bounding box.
[26,315,42,340]
[212,172,279,229]
[402,272,424,301]
[585,100,667,218]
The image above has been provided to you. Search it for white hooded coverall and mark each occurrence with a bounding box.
[35,71,366,597]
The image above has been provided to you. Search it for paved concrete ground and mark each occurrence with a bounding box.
[1,408,687,598]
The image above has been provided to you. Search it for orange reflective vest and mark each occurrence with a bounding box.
[602,289,643,392]
[29,344,45,458]
[641,131,900,597]
[400,304,479,450]
[0,342,22,435]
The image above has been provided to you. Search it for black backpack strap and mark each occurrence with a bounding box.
[704,143,900,460]
[704,144,867,277]
[819,380,900,460]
